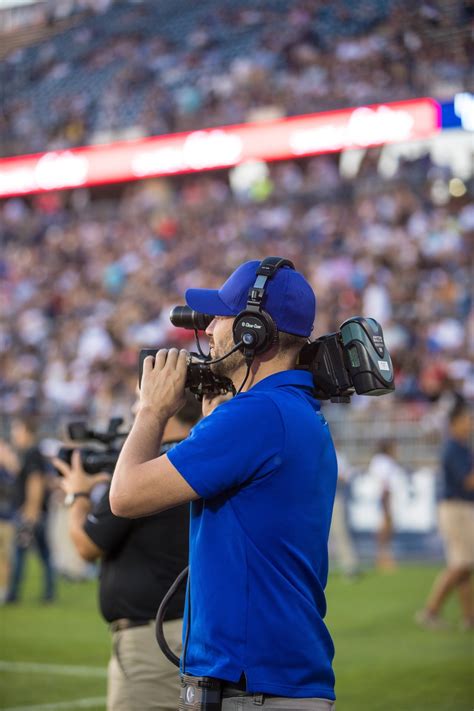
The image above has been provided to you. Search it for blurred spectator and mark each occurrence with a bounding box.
[416,403,474,629]
[0,440,18,601]
[0,152,471,424]
[329,447,360,577]
[0,0,472,430]
[367,439,407,570]
[5,416,56,604]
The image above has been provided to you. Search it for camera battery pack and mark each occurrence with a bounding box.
[179,674,222,710]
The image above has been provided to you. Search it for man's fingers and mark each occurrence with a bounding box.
[145,349,188,377]
[143,355,155,375]
[71,449,84,472]
[154,349,168,370]
[177,349,188,376]
[164,348,180,369]
[90,472,112,487]
[52,457,69,477]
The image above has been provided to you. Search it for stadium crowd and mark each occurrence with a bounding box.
[1,0,472,427]
[1,150,472,423]
[1,0,471,157]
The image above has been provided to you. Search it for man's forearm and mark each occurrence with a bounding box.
[69,497,91,541]
[68,498,102,562]
[110,407,168,513]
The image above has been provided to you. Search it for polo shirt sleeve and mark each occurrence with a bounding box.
[167,393,284,499]
[83,486,132,554]
[24,448,47,477]
[442,442,471,492]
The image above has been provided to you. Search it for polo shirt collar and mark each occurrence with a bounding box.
[248,369,315,393]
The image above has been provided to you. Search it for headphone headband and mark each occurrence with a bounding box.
[246,257,295,309]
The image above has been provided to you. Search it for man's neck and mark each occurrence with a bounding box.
[19,438,34,452]
[232,356,297,393]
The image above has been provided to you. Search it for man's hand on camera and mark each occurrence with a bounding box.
[202,393,233,418]
[52,450,111,496]
[139,348,188,422]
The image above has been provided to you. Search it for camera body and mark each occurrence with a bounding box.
[138,349,235,401]
[56,417,126,475]
[297,316,394,403]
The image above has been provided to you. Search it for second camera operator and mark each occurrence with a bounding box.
[54,394,200,711]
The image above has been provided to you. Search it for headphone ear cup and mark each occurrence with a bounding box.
[233,310,277,354]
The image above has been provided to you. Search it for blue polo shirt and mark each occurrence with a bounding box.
[167,370,337,700]
[441,438,474,502]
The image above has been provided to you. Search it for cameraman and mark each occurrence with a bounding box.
[54,394,200,711]
[111,260,338,709]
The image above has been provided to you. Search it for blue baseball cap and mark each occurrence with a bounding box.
[185,260,316,337]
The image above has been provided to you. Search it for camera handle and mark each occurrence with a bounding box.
[155,566,189,667]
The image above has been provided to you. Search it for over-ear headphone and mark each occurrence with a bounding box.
[233,257,295,362]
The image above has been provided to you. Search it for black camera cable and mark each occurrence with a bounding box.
[204,341,252,395]
[193,329,207,358]
[204,341,243,366]
[236,361,252,394]
[155,566,188,667]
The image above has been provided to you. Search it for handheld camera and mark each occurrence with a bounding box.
[56,417,127,474]
[139,307,394,403]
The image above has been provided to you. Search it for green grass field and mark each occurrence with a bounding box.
[0,560,472,710]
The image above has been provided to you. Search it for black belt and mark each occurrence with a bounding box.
[222,676,247,692]
[110,618,153,633]
[220,676,277,698]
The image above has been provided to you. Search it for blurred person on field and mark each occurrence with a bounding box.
[367,439,405,571]
[5,416,55,604]
[329,446,360,577]
[416,403,474,630]
[0,440,19,601]
[53,392,200,711]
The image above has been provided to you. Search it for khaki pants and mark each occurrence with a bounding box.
[108,618,182,711]
[222,693,335,710]
[438,500,474,568]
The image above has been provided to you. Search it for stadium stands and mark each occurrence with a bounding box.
[1,150,471,427]
[1,0,471,156]
[0,0,471,460]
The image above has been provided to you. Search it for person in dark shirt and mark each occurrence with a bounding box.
[53,393,200,711]
[416,403,474,629]
[0,440,19,601]
[6,416,55,604]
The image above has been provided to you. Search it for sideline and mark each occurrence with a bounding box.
[1,699,106,711]
[0,660,107,678]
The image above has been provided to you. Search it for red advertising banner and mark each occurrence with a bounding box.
[0,98,440,197]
